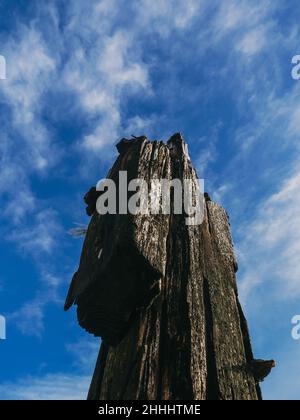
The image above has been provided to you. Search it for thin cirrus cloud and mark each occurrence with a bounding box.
[1,27,56,171]
[236,27,268,56]
[0,374,90,400]
[64,31,150,151]
[7,209,61,256]
[238,170,300,302]
[9,287,62,338]
[0,338,99,400]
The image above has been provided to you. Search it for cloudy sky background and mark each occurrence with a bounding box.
[0,0,300,399]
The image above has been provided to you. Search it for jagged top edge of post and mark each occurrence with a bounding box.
[116,132,185,150]
[116,132,191,162]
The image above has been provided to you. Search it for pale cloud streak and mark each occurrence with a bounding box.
[0,337,99,399]
[236,27,268,56]
[5,207,65,337]
[0,374,90,400]
[133,0,203,35]
[1,27,57,171]
[238,169,300,301]
[63,30,149,150]
[8,209,61,256]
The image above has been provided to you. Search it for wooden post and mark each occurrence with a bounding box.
[65,133,262,400]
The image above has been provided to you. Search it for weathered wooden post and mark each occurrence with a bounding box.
[65,133,271,400]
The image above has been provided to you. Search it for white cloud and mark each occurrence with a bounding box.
[0,152,35,223]
[213,184,232,204]
[207,0,279,65]
[214,0,271,33]
[8,209,61,255]
[0,374,90,400]
[2,28,55,119]
[288,104,300,135]
[62,28,150,151]
[124,115,156,137]
[238,169,300,301]
[1,27,57,171]
[195,123,222,176]
[5,206,64,337]
[133,0,202,36]
[9,283,62,337]
[236,27,267,56]
[10,300,45,337]
[66,338,100,372]
[0,23,62,237]
[98,33,148,88]
[0,337,99,400]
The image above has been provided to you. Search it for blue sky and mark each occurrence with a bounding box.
[0,0,300,400]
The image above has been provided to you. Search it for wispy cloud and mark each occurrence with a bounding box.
[219,0,272,29]
[76,30,150,151]
[9,299,46,338]
[238,169,300,301]
[236,26,268,56]
[133,0,203,35]
[66,338,100,372]
[1,27,57,172]
[8,276,63,337]
[0,374,90,400]
[4,207,65,336]
[8,209,61,256]
[0,337,99,400]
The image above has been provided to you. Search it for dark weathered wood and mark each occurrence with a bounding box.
[65,133,261,400]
